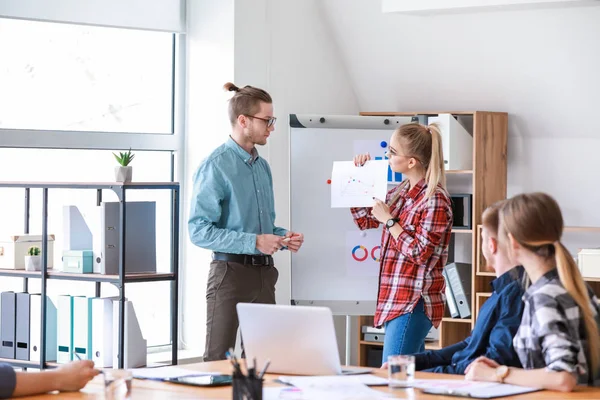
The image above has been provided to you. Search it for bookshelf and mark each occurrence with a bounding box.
[476,225,600,279]
[0,181,180,369]
[356,111,508,367]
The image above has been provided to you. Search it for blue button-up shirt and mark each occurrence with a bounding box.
[188,137,287,255]
[415,266,525,374]
[0,364,16,399]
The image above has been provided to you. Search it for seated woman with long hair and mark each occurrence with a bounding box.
[465,192,600,392]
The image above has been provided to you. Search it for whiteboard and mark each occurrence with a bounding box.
[289,114,415,314]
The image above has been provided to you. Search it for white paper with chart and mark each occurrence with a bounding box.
[331,160,388,208]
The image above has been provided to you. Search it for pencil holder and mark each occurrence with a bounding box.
[232,375,263,400]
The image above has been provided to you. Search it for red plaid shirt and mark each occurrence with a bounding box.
[351,179,453,328]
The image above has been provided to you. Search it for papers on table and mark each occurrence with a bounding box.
[271,375,392,400]
[412,379,540,399]
[269,376,539,400]
[278,375,388,387]
[132,366,219,381]
[331,160,388,208]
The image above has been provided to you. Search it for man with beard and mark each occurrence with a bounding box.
[189,82,305,361]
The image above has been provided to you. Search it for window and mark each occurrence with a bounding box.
[0,14,183,352]
[0,18,174,134]
[0,149,175,347]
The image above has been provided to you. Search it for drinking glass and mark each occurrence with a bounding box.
[103,369,133,400]
[388,355,415,388]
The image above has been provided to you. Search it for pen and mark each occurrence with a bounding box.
[226,350,243,377]
[248,357,256,378]
[74,352,104,374]
[258,359,271,379]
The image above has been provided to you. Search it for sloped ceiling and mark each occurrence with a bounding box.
[319,0,600,137]
[381,0,600,14]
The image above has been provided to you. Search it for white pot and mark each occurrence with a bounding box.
[115,166,133,183]
[24,255,42,271]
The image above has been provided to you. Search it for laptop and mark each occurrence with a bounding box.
[236,303,372,376]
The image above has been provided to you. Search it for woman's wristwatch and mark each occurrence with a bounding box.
[386,218,399,229]
[495,365,509,383]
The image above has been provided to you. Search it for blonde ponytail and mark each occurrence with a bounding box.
[555,241,600,375]
[386,122,449,206]
[425,123,447,199]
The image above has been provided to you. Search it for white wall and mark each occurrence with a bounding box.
[234,0,360,306]
[183,0,359,357]
[234,0,360,363]
[382,0,600,14]
[509,137,600,228]
[183,0,235,351]
[320,0,600,225]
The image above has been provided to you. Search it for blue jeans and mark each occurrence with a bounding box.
[382,298,433,365]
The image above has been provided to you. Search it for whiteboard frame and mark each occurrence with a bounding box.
[288,113,416,315]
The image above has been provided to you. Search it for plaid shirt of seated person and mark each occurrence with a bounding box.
[351,179,452,328]
[513,268,600,386]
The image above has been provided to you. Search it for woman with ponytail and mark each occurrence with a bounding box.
[351,123,453,364]
[466,192,600,391]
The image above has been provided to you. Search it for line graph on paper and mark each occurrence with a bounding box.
[340,174,377,197]
[331,160,388,208]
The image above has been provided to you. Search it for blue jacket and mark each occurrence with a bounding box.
[0,364,16,399]
[415,266,525,374]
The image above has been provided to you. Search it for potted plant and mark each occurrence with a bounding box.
[25,246,42,271]
[113,148,135,182]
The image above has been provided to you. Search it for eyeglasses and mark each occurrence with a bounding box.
[385,148,409,158]
[385,149,422,164]
[244,114,277,128]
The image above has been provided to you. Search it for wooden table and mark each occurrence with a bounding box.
[21,360,600,399]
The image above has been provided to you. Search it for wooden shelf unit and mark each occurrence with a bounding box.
[475,292,493,316]
[452,229,473,234]
[355,111,508,367]
[357,316,446,366]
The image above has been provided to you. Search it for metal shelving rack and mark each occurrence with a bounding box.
[0,181,179,369]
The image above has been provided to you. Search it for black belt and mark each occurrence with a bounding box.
[212,252,274,266]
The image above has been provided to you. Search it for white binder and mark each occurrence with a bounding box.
[442,268,459,318]
[62,205,93,251]
[445,262,473,319]
[73,296,93,360]
[57,295,73,364]
[112,300,147,369]
[428,114,473,171]
[84,202,157,275]
[91,297,115,368]
[0,292,16,359]
[30,294,58,362]
[15,293,31,360]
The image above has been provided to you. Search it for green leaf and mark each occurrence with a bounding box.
[27,245,40,256]
[113,148,135,166]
